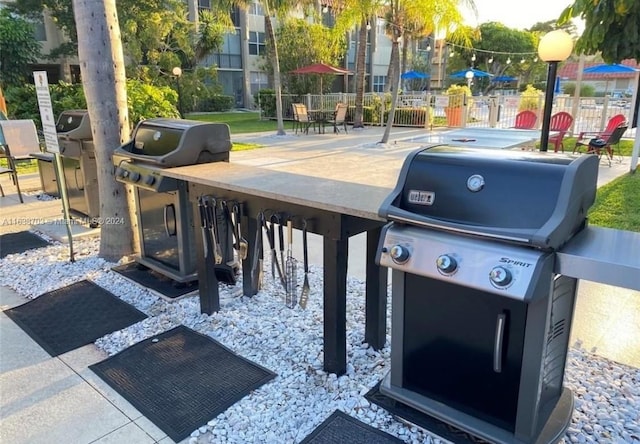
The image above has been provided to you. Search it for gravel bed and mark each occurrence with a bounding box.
[1,235,638,444]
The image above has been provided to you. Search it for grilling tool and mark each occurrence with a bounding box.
[267,214,287,290]
[232,202,248,260]
[203,196,223,264]
[285,218,297,308]
[250,212,265,293]
[205,196,237,284]
[278,219,286,279]
[299,219,310,309]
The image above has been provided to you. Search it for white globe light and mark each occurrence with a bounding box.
[172,67,182,76]
[538,30,573,62]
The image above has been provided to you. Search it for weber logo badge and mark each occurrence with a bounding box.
[408,190,435,205]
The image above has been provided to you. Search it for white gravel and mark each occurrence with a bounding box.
[1,233,638,444]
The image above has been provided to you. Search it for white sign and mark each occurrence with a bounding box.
[33,71,60,153]
[504,97,520,108]
[435,96,450,108]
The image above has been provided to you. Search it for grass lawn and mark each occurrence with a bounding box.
[189,111,296,133]
[588,172,640,232]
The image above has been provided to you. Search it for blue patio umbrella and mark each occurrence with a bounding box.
[583,63,639,95]
[450,68,493,78]
[491,76,517,82]
[401,70,429,80]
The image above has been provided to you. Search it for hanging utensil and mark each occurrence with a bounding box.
[278,218,286,278]
[204,196,223,265]
[299,219,311,309]
[250,211,265,293]
[232,202,248,260]
[267,214,287,290]
[285,218,297,308]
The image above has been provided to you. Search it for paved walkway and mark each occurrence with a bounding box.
[1,126,638,444]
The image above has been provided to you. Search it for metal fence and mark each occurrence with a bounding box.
[257,92,637,139]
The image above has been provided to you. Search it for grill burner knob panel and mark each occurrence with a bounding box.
[390,245,411,264]
[489,266,512,287]
[436,254,458,274]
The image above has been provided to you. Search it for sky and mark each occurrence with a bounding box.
[461,0,579,31]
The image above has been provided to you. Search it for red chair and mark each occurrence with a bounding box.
[548,111,574,152]
[575,114,627,145]
[514,110,537,129]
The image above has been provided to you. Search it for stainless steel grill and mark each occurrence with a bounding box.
[55,110,100,220]
[376,146,599,444]
[114,118,232,283]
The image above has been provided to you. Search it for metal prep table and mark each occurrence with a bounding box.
[161,144,639,376]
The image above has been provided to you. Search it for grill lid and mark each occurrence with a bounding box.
[115,118,231,167]
[379,146,599,250]
[56,110,92,140]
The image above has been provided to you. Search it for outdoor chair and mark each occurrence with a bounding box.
[292,103,316,135]
[325,103,348,134]
[574,123,627,166]
[0,119,41,204]
[548,111,574,152]
[513,110,537,129]
[575,114,627,146]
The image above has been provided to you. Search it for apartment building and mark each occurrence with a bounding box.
[7,0,428,108]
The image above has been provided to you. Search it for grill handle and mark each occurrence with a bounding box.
[163,204,177,237]
[493,313,506,373]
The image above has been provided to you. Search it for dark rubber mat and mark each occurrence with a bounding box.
[0,231,50,258]
[4,280,148,356]
[89,325,276,442]
[300,410,403,444]
[112,262,198,299]
[365,382,489,444]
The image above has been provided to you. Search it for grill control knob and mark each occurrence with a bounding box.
[144,175,156,186]
[389,245,410,264]
[115,167,126,178]
[129,172,141,182]
[490,266,512,287]
[436,255,457,274]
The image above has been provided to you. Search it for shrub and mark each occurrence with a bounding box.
[518,84,543,111]
[255,89,276,118]
[445,84,472,108]
[195,95,235,112]
[4,80,179,129]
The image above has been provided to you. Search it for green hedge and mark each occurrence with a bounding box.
[195,95,235,112]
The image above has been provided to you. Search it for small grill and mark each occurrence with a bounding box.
[114,118,231,283]
[56,110,100,219]
[376,146,599,444]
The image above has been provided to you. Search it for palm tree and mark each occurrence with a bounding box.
[379,0,476,144]
[335,0,385,129]
[72,0,133,261]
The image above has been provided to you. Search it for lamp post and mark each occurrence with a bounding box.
[172,66,183,118]
[465,70,474,91]
[537,30,573,151]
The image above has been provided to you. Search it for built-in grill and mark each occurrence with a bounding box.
[114,118,232,283]
[376,146,599,444]
[56,110,100,220]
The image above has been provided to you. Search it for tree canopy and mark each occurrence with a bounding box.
[0,9,42,88]
[560,0,640,63]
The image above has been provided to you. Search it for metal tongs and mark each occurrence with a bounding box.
[203,196,223,264]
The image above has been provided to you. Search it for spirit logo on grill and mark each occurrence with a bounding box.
[408,189,435,206]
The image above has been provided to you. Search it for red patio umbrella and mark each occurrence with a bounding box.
[290,63,352,102]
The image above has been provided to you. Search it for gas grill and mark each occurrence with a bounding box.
[56,110,100,219]
[376,146,599,444]
[114,118,232,283]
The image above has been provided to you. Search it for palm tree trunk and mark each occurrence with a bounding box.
[380,40,400,144]
[353,17,368,129]
[264,10,286,135]
[73,0,133,261]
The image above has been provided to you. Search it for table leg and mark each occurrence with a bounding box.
[323,236,348,376]
[365,226,387,350]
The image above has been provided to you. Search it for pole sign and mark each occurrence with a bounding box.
[33,71,60,154]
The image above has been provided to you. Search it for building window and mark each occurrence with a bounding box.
[373,75,386,92]
[205,30,242,69]
[230,6,240,26]
[248,31,266,56]
[249,2,264,15]
[198,0,210,9]
[250,71,269,95]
